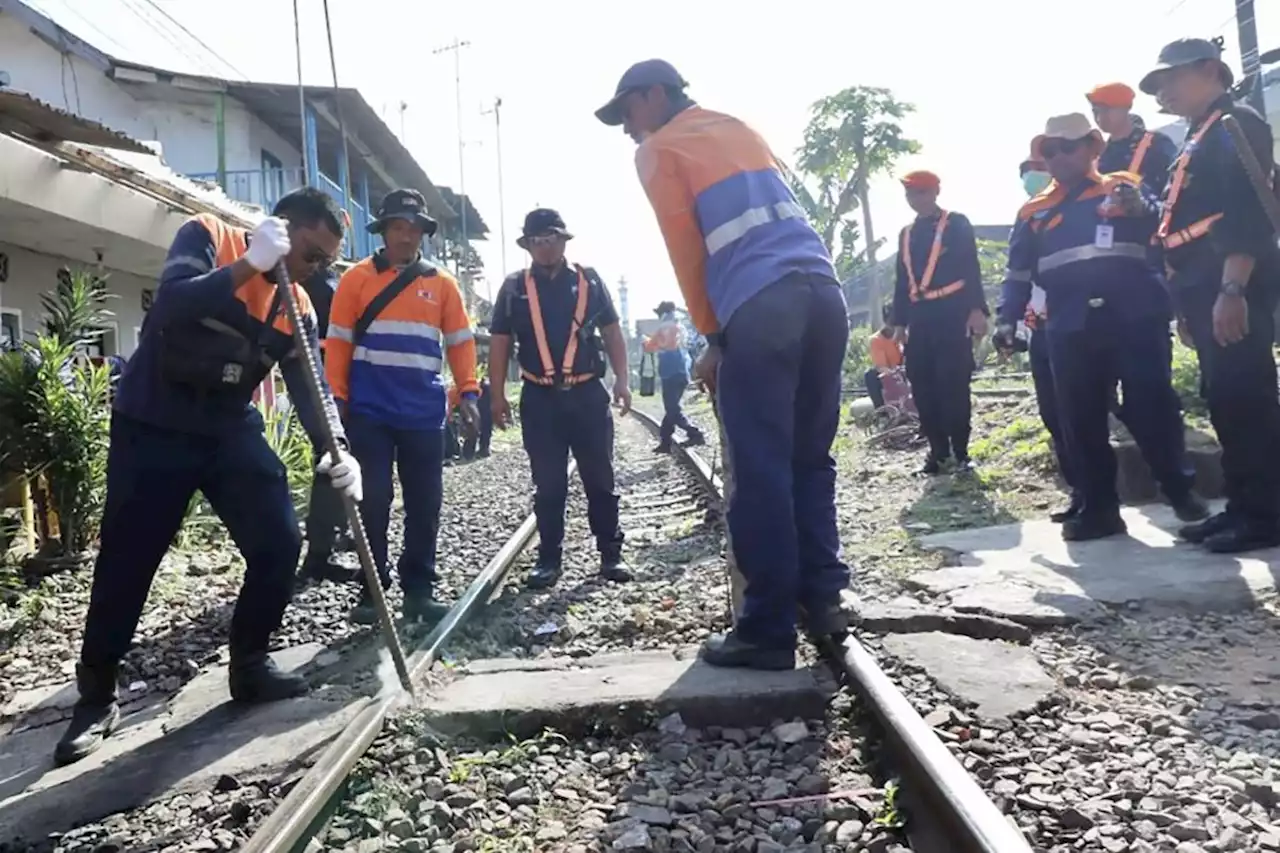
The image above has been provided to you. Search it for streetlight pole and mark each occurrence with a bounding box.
[481,96,507,290]
[1236,0,1266,115]
[433,38,471,281]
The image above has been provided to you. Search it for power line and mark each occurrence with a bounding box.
[133,0,250,80]
[321,0,353,221]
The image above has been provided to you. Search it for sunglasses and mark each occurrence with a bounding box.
[1039,138,1086,159]
[527,234,566,247]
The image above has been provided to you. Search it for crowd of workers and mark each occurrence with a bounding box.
[46,35,1278,765]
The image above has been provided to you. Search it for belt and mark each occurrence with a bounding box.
[521,368,596,390]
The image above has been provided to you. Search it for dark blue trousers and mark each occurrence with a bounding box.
[717,273,851,649]
[1028,328,1075,493]
[660,375,697,441]
[346,413,443,595]
[81,414,302,667]
[463,383,493,458]
[520,380,623,565]
[1048,311,1194,515]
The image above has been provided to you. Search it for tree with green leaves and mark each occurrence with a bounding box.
[795,86,921,313]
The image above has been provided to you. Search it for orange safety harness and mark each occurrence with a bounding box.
[1156,110,1223,251]
[1128,132,1154,175]
[520,265,595,388]
[902,211,964,302]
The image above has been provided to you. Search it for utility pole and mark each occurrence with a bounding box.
[481,97,507,290]
[1237,0,1266,115]
[398,101,408,144]
[433,38,471,282]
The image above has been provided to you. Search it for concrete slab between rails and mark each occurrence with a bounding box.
[424,648,833,740]
[0,644,368,844]
[880,632,1058,720]
[908,501,1280,626]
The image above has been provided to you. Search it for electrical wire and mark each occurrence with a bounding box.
[292,0,310,184]
[136,0,250,80]
[321,0,353,211]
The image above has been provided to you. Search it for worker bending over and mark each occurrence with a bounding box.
[865,304,903,410]
[488,209,633,590]
[995,114,1206,541]
[643,300,705,452]
[56,189,360,765]
[891,171,988,474]
[598,59,850,670]
[1087,82,1178,193]
[1142,37,1280,553]
[327,189,479,625]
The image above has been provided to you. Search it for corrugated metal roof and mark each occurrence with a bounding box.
[0,87,153,153]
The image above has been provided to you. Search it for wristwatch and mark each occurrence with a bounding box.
[1220,280,1247,297]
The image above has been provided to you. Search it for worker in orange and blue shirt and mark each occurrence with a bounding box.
[597,59,850,671]
[891,171,989,474]
[326,189,479,626]
[643,300,705,453]
[488,209,635,590]
[865,304,903,409]
[1087,82,1178,194]
[56,188,361,766]
[994,114,1207,542]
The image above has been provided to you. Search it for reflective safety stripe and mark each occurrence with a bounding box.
[444,328,474,346]
[524,265,592,386]
[363,318,443,341]
[1157,110,1222,240]
[704,200,807,255]
[1160,213,1224,250]
[352,348,443,371]
[1128,132,1154,175]
[163,254,212,276]
[902,211,956,302]
[1037,242,1148,274]
[328,323,353,343]
[520,368,595,386]
[1005,268,1034,283]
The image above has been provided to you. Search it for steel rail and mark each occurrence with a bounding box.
[628,407,1032,852]
[241,454,576,853]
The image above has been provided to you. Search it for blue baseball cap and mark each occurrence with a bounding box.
[595,59,688,126]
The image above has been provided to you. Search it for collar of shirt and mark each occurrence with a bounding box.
[531,261,576,287]
[1188,93,1237,133]
[372,248,423,273]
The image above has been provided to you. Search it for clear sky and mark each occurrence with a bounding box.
[48,0,1280,320]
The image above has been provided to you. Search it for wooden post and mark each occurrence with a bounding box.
[711,394,746,625]
[19,476,35,552]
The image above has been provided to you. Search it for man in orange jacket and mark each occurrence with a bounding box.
[865,304,903,409]
[598,60,850,670]
[642,300,705,452]
[327,189,479,625]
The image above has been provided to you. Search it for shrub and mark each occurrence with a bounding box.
[1170,337,1206,417]
[845,325,873,383]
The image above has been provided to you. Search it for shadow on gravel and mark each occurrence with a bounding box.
[901,472,1019,541]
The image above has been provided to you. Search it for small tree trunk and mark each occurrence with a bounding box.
[859,180,881,321]
[711,394,745,624]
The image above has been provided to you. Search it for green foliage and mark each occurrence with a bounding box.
[0,270,114,560]
[263,404,315,514]
[791,85,921,283]
[969,413,1056,476]
[1170,335,1207,417]
[844,325,874,381]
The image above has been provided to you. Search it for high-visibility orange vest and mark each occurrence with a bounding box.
[520,265,595,387]
[902,212,964,302]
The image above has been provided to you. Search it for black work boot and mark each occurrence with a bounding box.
[228,652,310,704]
[920,454,945,475]
[699,631,795,671]
[54,663,120,766]
[654,439,673,454]
[299,552,357,584]
[799,600,850,643]
[526,560,562,590]
[684,430,706,447]
[350,582,391,625]
[599,549,632,583]
[1050,494,1084,523]
[1169,491,1210,523]
[403,592,450,626]
[334,530,356,553]
[952,455,974,473]
[1061,511,1127,542]
[1179,510,1235,544]
[1203,520,1280,554]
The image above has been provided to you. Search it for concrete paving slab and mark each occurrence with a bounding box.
[909,502,1280,626]
[881,633,1058,719]
[0,645,366,844]
[424,650,833,739]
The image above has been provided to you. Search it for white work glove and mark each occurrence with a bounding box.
[244,216,292,273]
[316,448,362,502]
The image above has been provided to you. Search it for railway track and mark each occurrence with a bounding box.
[236,409,1029,853]
[3,404,1033,853]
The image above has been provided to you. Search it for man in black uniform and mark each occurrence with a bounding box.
[489,209,634,588]
[299,267,354,582]
[1142,37,1280,553]
[891,170,989,474]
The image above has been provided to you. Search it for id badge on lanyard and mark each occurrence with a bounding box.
[1094,224,1114,249]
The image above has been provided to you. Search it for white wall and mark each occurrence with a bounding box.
[0,12,303,178]
[0,240,151,356]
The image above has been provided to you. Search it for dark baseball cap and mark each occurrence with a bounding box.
[595,59,688,126]
[1139,37,1234,95]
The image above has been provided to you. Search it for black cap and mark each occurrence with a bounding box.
[368,188,437,237]
[517,208,573,248]
[654,300,677,316]
[1139,37,1234,95]
[595,59,688,126]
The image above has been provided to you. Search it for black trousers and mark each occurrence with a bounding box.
[520,380,623,565]
[81,414,301,668]
[1181,273,1280,523]
[305,441,346,559]
[659,375,699,441]
[462,383,493,458]
[864,369,886,409]
[905,330,974,460]
[1029,328,1074,493]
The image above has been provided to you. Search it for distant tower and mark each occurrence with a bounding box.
[618,276,631,336]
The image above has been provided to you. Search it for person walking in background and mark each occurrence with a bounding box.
[644,300,705,452]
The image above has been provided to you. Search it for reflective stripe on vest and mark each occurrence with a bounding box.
[520,265,595,387]
[1128,132,1154,175]
[902,211,964,302]
[1162,213,1225,250]
[1156,110,1223,247]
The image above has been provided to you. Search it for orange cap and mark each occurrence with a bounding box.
[1086,82,1135,110]
[900,170,940,192]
